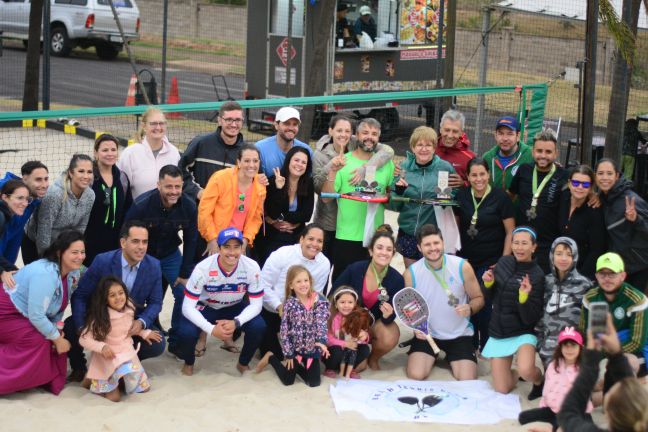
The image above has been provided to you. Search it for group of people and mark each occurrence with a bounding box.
[0,100,647,431]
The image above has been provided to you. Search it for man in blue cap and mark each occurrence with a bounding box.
[170,227,266,376]
[482,116,534,191]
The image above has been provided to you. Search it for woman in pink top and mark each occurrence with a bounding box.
[117,108,181,199]
[518,327,594,431]
[80,276,161,402]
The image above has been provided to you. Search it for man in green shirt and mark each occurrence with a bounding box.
[482,116,534,190]
[322,118,395,281]
[581,252,648,380]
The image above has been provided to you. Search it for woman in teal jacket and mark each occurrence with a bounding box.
[389,126,455,268]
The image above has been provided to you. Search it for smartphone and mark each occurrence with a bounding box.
[588,302,609,336]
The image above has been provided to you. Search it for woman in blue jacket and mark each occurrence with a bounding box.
[0,180,32,288]
[0,230,85,395]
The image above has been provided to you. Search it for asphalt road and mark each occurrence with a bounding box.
[0,45,244,108]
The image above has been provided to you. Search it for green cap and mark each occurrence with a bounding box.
[596,252,625,273]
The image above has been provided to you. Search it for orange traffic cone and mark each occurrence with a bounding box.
[166,76,183,119]
[125,74,137,106]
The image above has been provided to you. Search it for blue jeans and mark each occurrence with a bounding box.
[174,301,266,366]
[159,249,184,345]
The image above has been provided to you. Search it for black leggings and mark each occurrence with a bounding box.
[269,354,321,387]
[518,407,557,430]
[322,345,370,371]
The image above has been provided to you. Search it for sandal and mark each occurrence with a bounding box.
[220,344,241,354]
[349,370,361,379]
[323,369,338,379]
[194,346,207,357]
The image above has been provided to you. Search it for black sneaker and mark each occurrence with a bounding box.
[528,382,544,400]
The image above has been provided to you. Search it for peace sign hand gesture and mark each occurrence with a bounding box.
[519,274,532,294]
[273,167,285,190]
[625,195,637,222]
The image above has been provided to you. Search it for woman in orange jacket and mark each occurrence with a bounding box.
[198,144,266,255]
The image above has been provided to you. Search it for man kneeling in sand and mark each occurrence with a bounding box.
[169,227,266,375]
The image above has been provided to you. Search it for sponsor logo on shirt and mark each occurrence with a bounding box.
[209,270,218,277]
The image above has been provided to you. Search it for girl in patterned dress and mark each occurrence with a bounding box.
[256,265,330,387]
[79,276,161,402]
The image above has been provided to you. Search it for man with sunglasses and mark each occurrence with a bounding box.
[124,165,198,346]
[581,253,648,383]
[509,128,566,273]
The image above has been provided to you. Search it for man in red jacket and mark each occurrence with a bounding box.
[435,109,476,188]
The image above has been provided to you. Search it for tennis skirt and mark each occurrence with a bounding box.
[481,334,537,358]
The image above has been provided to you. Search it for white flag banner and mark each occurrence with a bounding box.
[329,379,520,424]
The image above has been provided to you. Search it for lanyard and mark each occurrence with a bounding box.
[424,256,458,306]
[470,185,491,226]
[101,184,117,227]
[371,262,388,289]
[531,164,556,207]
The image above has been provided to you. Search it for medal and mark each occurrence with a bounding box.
[526,207,537,220]
[378,288,389,303]
[528,165,556,221]
[447,294,459,307]
[467,224,479,238]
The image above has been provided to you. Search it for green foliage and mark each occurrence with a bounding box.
[598,0,636,66]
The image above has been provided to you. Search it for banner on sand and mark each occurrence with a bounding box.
[329,379,520,424]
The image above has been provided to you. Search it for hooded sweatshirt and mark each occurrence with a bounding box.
[0,200,18,272]
[25,174,95,255]
[435,132,475,184]
[600,177,648,274]
[536,237,593,363]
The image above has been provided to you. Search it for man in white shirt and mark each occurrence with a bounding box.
[170,227,266,376]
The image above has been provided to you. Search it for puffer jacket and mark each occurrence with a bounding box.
[435,132,475,184]
[536,237,593,363]
[488,255,545,338]
[388,152,455,236]
[600,178,648,274]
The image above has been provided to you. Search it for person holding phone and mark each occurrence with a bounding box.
[580,252,648,381]
[559,314,648,432]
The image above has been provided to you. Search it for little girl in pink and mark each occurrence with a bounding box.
[518,327,594,430]
[80,276,161,402]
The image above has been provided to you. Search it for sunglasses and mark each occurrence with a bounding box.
[238,193,245,212]
[570,179,591,188]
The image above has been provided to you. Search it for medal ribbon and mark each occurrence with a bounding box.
[371,262,388,289]
[531,164,556,209]
[424,256,455,303]
[470,185,491,226]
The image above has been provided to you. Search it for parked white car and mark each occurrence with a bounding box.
[0,0,140,60]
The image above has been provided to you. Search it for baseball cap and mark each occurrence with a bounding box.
[275,107,301,124]
[558,327,583,346]
[359,5,372,15]
[495,116,520,131]
[596,252,625,273]
[217,227,243,247]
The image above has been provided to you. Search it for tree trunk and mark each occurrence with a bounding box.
[298,0,336,143]
[603,0,642,162]
[22,0,44,111]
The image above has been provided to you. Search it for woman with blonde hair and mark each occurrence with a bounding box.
[389,126,456,268]
[25,154,95,256]
[118,107,180,199]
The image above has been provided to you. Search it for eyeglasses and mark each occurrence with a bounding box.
[596,271,620,279]
[9,194,33,204]
[148,121,167,127]
[220,117,244,125]
[238,193,245,212]
[570,179,592,188]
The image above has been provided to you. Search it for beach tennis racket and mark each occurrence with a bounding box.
[390,196,458,207]
[393,287,440,355]
[320,192,389,203]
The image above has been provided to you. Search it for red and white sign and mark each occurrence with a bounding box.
[400,48,446,61]
[276,37,297,67]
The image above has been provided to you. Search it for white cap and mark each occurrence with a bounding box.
[275,107,301,123]
[359,6,371,15]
